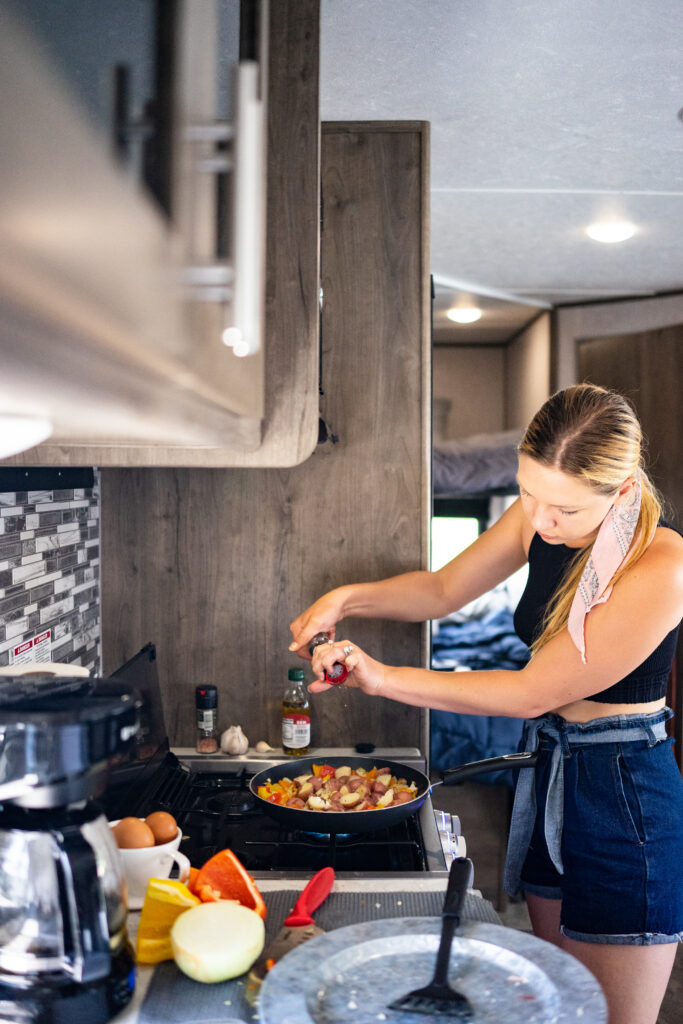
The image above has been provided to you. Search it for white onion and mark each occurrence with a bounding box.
[171,902,265,983]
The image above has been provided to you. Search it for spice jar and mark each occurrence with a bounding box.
[195,685,218,753]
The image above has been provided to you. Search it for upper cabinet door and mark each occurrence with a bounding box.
[0,1,320,467]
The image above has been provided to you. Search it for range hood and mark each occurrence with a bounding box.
[0,3,267,455]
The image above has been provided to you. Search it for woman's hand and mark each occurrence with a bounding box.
[309,638,386,696]
[289,590,347,659]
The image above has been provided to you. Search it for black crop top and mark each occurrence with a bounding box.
[513,525,680,703]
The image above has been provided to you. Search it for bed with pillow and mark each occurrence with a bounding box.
[433,428,522,498]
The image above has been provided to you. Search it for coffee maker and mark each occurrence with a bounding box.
[0,665,139,1024]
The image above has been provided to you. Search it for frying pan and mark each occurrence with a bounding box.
[249,751,539,834]
[249,755,430,834]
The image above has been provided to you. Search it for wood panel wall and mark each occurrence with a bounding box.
[577,325,682,524]
[101,122,431,752]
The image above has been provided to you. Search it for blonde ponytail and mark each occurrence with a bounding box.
[519,384,662,656]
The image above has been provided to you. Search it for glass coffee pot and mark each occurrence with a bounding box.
[0,666,139,1024]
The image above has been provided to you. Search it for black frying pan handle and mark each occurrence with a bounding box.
[440,750,539,785]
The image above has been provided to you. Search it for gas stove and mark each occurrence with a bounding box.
[174,747,456,876]
[100,646,463,879]
[105,745,453,876]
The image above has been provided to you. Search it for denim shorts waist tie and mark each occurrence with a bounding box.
[503,709,671,896]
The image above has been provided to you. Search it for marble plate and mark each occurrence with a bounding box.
[258,918,607,1024]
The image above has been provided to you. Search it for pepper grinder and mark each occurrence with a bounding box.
[195,684,218,752]
[308,632,349,685]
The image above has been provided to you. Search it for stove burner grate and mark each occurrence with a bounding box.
[204,791,258,814]
[244,819,426,871]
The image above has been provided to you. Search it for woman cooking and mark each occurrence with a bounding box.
[290,383,683,1024]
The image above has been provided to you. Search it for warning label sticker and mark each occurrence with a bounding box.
[10,629,52,665]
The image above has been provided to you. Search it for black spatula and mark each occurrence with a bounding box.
[388,856,474,1019]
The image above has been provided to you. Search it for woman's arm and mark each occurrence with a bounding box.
[311,527,683,718]
[290,498,528,652]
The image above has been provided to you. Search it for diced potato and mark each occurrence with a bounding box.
[266,764,421,814]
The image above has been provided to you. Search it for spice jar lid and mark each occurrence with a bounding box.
[195,685,217,709]
[288,668,305,682]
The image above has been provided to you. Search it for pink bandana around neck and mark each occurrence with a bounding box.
[567,477,642,663]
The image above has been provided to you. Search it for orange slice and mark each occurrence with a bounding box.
[135,878,200,964]
[193,849,267,919]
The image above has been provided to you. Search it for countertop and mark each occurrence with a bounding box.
[112,876,494,1024]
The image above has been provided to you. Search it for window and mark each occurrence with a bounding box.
[431,516,479,572]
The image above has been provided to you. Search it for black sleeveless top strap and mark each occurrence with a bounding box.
[513,523,680,703]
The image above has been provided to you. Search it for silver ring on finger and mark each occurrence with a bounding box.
[342,645,354,656]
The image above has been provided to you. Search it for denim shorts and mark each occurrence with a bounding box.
[515,710,683,945]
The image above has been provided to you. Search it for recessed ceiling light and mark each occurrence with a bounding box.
[446,307,482,324]
[586,221,636,244]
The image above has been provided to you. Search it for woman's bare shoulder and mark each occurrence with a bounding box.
[635,524,683,592]
[655,521,683,544]
[650,523,683,558]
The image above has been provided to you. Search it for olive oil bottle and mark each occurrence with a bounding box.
[282,667,311,755]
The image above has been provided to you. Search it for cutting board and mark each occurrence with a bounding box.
[138,889,499,1024]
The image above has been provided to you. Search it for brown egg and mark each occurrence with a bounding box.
[145,811,178,845]
[112,817,155,849]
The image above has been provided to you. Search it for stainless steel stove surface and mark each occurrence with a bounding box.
[153,747,448,876]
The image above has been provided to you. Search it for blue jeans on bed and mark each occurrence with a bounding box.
[504,709,683,945]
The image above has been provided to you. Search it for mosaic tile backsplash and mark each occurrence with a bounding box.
[0,471,101,672]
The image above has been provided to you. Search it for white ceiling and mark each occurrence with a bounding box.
[319,0,683,343]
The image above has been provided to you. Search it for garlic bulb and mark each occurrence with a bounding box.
[254,740,273,753]
[220,725,249,755]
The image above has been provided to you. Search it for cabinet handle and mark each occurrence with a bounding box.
[181,61,266,354]
[224,59,266,358]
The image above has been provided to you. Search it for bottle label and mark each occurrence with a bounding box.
[282,713,310,749]
[197,709,216,730]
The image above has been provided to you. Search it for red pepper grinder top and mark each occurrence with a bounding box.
[308,632,349,685]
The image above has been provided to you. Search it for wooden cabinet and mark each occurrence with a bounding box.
[0,1,319,468]
[100,121,431,750]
